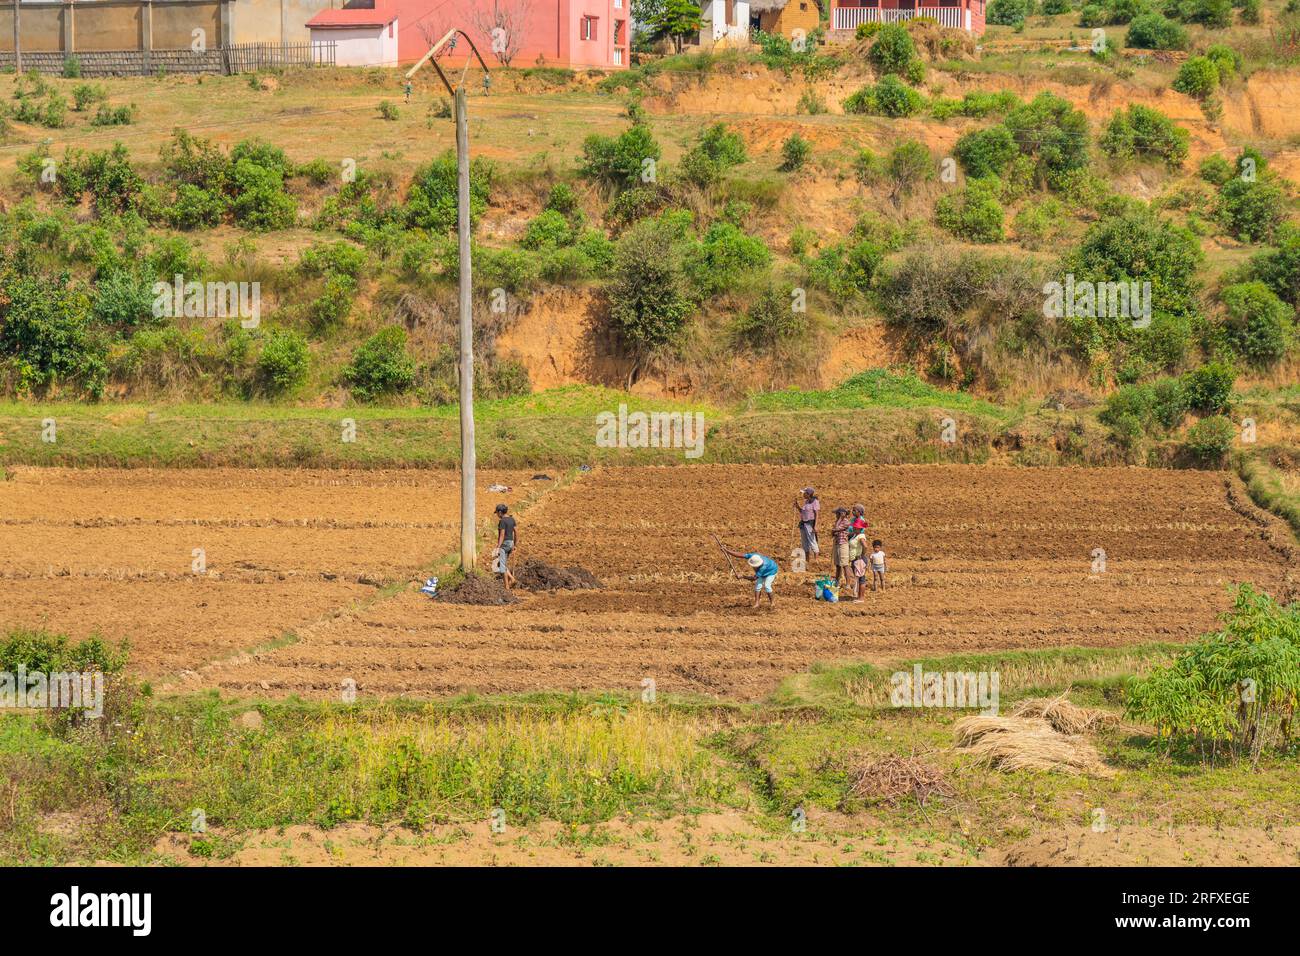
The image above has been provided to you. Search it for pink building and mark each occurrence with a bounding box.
[308,0,631,70]
[830,0,986,34]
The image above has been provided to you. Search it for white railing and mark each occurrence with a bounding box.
[834,6,965,30]
[613,47,624,65]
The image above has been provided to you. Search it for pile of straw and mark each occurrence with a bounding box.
[848,755,954,806]
[952,716,1116,778]
[1010,693,1120,736]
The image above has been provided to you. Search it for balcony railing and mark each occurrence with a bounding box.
[833,6,967,30]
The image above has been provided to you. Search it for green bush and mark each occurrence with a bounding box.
[0,271,106,395]
[1217,177,1287,244]
[868,24,919,76]
[1182,414,1235,463]
[229,159,297,231]
[885,140,935,201]
[1172,56,1219,99]
[684,221,771,298]
[1198,154,1233,186]
[1125,12,1188,49]
[1003,92,1091,184]
[166,184,227,230]
[93,269,156,332]
[522,209,576,249]
[348,326,415,401]
[805,240,884,299]
[298,241,368,278]
[71,83,107,111]
[1098,104,1189,167]
[256,328,310,395]
[1204,44,1241,81]
[779,134,812,172]
[844,75,926,117]
[955,125,1019,178]
[1181,361,1235,413]
[1249,226,1300,306]
[732,284,807,350]
[1220,281,1294,366]
[1127,585,1300,758]
[406,151,494,232]
[989,0,1031,24]
[544,182,580,216]
[579,123,661,191]
[935,178,1005,243]
[309,274,356,330]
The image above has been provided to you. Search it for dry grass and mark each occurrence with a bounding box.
[1010,692,1120,736]
[952,715,1116,778]
[847,755,954,806]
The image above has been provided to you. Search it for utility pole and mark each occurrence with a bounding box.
[406,31,491,572]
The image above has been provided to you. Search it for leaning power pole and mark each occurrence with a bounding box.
[405,31,491,572]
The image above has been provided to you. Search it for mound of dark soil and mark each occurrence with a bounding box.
[515,559,601,592]
[433,572,518,605]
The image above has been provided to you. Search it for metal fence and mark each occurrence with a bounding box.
[0,42,335,76]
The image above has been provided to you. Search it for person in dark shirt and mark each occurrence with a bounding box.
[495,503,517,590]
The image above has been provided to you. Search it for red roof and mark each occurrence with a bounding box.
[307,7,397,28]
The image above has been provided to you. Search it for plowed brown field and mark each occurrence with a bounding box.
[3,465,1294,700]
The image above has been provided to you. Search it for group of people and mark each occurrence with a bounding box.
[723,487,887,609]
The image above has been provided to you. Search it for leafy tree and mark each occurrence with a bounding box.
[1249,226,1300,306]
[607,215,694,356]
[650,0,703,54]
[1127,585,1300,760]
[886,140,935,203]
[988,0,1031,25]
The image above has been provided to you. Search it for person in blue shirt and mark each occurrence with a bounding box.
[723,545,779,608]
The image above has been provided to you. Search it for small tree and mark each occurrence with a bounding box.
[467,0,534,68]
[652,0,703,55]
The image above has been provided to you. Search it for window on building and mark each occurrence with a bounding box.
[614,20,624,44]
[582,16,598,41]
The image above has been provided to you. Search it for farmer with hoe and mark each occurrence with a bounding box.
[795,488,820,564]
[717,541,779,609]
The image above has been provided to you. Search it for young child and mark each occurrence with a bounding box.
[850,551,868,602]
[869,539,887,592]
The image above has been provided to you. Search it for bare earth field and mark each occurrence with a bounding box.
[0,467,542,674]
[4,463,1290,699]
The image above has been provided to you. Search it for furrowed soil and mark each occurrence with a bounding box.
[0,463,1268,700]
[0,467,541,674]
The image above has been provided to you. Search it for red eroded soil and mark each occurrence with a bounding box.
[195,465,1296,701]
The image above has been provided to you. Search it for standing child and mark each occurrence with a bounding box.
[869,539,887,592]
[495,503,518,591]
[850,551,868,602]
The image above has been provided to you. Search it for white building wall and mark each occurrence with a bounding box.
[701,0,751,44]
[311,22,399,67]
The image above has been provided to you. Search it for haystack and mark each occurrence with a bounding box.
[952,716,1115,778]
[1011,692,1119,736]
